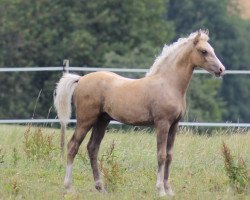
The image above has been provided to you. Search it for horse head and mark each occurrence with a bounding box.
[190,30,226,77]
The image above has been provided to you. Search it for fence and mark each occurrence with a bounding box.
[1,60,250,128]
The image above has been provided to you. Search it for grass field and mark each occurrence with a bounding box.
[0,125,249,200]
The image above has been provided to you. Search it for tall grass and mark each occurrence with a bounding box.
[0,147,4,163]
[99,140,124,192]
[23,126,54,161]
[0,125,249,199]
[222,141,249,194]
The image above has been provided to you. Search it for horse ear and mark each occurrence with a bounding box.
[193,31,201,45]
[204,29,209,36]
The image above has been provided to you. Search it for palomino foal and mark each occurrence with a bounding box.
[54,30,225,197]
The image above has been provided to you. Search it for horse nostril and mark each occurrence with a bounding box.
[219,68,223,73]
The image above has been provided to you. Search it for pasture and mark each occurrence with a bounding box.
[0,125,249,199]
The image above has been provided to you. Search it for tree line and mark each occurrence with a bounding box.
[0,0,250,123]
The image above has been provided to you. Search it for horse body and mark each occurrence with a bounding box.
[75,70,186,126]
[54,30,225,197]
[76,72,152,125]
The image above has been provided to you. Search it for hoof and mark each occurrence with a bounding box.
[158,190,166,197]
[95,181,107,194]
[165,188,175,196]
[64,179,72,190]
[157,185,166,197]
[65,187,74,194]
[100,188,108,194]
[164,181,175,196]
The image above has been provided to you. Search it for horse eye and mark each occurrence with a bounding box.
[200,50,208,55]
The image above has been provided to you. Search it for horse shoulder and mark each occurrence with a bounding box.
[149,87,186,123]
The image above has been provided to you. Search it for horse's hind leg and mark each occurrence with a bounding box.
[64,122,92,190]
[164,122,178,196]
[87,116,110,192]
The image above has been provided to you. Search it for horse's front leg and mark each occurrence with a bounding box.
[155,121,170,197]
[164,122,178,196]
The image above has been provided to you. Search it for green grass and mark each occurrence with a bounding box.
[0,125,249,199]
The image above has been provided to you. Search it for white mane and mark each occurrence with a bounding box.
[146,31,209,76]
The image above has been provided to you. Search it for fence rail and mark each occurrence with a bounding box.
[0,119,250,127]
[1,65,250,128]
[1,66,250,74]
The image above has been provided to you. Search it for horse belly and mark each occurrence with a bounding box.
[104,95,153,126]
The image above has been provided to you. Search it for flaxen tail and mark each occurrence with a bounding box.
[54,73,81,156]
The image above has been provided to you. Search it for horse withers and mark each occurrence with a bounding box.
[54,30,225,197]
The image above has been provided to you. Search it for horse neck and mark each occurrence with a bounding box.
[157,50,194,96]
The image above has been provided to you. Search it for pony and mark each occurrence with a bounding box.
[54,30,225,197]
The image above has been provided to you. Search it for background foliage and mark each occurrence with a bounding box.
[0,0,249,123]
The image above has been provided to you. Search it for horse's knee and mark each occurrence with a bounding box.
[166,153,173,162]
[166,147,173,161]
[158,153,167,164]
[87,142,96,157]
[67,140,80,159]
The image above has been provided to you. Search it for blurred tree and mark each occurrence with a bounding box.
[80,0,174,68]
[185,76,226,122]
[0,0,174,118]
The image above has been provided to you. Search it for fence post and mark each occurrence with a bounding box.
[63,59,69,73]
